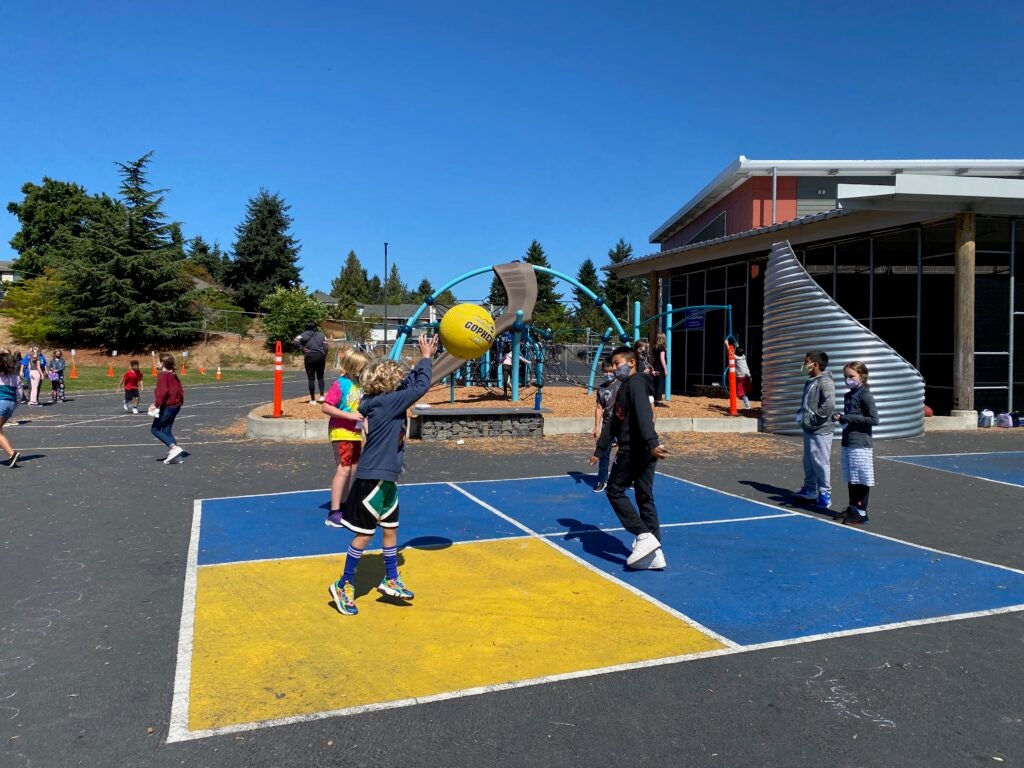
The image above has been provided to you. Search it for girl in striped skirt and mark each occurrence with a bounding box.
[832,361,879,525]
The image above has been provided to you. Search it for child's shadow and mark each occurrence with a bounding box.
[326,552,412,613]
[557,518,631,567]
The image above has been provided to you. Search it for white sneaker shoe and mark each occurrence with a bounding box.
[132,407,139,414]
[308,399,316,405]
[629,547,667,570]
[626,532,661,566]
[123,403,129,412]
[163,445,184,464]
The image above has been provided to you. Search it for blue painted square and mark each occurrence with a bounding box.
[198,483,523,565]
[547,514,1024,645]
[887,451,1024,488]
[459,474,785,535]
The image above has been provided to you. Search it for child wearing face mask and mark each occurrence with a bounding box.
[591,358,621,493]
[791,350,836,510]
[832,361,878,525]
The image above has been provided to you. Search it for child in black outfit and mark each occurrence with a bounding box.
[589,346,669,569]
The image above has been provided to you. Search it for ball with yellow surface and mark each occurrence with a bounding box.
[438,303,497,360]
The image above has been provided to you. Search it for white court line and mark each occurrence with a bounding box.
[656,470,1024,578]
[885,450,1024,459]
[167,500,202,744]
[881,455,1024,490]
[167,475,1024,743]
[447,482,740,649]
[18,439,249,451]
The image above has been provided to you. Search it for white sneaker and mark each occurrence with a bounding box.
[132,407,139,414]
[317,396,325,403]
[629,547,667,570]
[626,532,661,566]
[308,399,316,405]
[123,403,129,412]
[163,445,184,464]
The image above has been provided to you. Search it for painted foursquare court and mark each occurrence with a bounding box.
[885,450,1024,489]
[168,472,1024,742]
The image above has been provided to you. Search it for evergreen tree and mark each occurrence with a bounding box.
[6,178,118,277]
[187,235,227,283]
[382,262,409,304]
[487,273,506,307]
[329,250,370,314]
[435,288,458,305]
[366,275,383,304]
[414,278,434,302]
[602,238,647,325]
[573,258,604,333]
[0,273,64,342]
[58,152,199,349]
[225,189,301,312]
[522,240,565,329]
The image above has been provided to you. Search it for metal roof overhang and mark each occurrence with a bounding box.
[618,174,1024,279]
[649,157,1024,244]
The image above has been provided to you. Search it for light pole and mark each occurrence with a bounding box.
[383,242,388,345]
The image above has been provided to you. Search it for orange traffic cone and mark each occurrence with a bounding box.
[152,360,158,375]
[199,366,206,375]
[70,362,78,379]
[107,363,114,377]
[180,361,186,375]
[215,366,222,381]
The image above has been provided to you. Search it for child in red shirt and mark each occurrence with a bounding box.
[117,360,144,414]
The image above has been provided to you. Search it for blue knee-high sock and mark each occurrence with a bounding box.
[341,545,364,584]
[383,545,398,580]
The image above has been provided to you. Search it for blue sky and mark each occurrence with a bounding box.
[1,1,1021,301]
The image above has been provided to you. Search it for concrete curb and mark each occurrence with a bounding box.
[247,410,326,441]
[924,412,978,431]
[543,416,759,435]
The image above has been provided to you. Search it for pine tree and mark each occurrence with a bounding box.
[366,275,383,304]
[58,152,199,349]
[487,273,506,307]
[414,278,434,302]
[435,288,458,305]
[382,263,409,304]
[522,240,565,329]
[602,238,647,325]
[573,258,604,333]
[330,250,370,314]
[225,189,301,312]
[187,235,227,283]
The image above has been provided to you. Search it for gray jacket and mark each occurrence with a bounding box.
[840,386,879,448]
[798,373,836,436]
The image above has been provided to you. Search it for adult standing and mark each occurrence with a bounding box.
[295,322,328,404]
[653,333,668,407]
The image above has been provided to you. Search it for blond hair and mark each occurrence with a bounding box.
[360,359,405,396]
[338,347,372,380]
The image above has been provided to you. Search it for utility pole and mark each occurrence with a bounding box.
[383,242,388,345]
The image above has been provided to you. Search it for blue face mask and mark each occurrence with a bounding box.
[845,377,861,389]
[613,363,632,381]
[603,372,615,381]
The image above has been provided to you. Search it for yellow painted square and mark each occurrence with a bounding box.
[189,538,723,731]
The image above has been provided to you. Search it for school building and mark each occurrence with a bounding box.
[613,157,1024,417]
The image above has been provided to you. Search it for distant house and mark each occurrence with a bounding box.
[0,261,20,284]
[355,303,448,342]
[312,290,339,308]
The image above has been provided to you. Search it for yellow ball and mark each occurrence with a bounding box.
[439,303,496,360]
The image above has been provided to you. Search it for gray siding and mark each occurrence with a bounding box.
[796,176,895,218]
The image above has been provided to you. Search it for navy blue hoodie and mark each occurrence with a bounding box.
[355,359,432,482]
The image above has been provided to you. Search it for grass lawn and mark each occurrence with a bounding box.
[52,366,276,393]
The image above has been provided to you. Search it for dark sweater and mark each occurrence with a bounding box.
[839,386,879,448]
[595,374,660,458]
[356,359,432,482]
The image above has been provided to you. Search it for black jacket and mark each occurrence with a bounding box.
[595,374,660,457]
[839,387,879,448]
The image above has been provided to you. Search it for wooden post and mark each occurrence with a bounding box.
[953,212,975,412]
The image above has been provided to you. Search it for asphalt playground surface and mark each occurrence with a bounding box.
[2,376,1023,768]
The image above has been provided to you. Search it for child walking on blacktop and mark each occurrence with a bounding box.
[151,354,186,464]
[832,360,879,525]
[322,347,372,528]
[328,333,438,616]
[591,357,620,493]
[0,347,24,467]
[791,350,836,510]
[589,346,669,570]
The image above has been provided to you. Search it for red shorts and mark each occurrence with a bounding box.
[332,440,362,467]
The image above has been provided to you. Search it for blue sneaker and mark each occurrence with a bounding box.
[792,486,817,501]
[329,580,358,615]
[377,577,415,600]
[815,491,832,509]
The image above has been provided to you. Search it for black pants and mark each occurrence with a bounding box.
[304,353,326,399]
[605,451,660,541]
[847,484,870,512]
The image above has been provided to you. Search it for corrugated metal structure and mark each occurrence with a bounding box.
[761,240,925,439]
